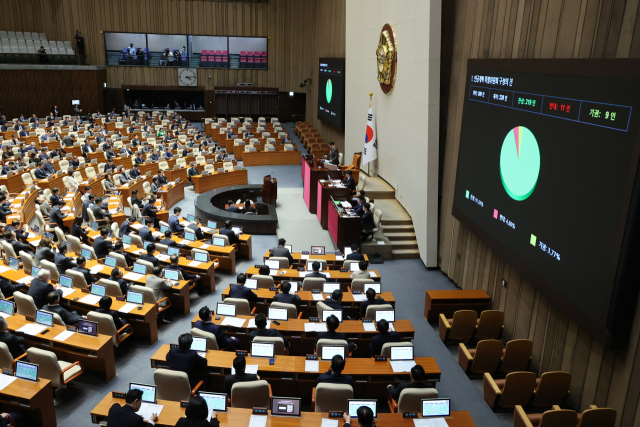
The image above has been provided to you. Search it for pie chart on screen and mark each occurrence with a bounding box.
[500,126,540,201]
[326,79,333,103]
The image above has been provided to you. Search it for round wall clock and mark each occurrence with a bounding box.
[376,23,397,94]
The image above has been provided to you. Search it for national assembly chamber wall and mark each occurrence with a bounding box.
[0,0,345,153]
[438,2,640,426]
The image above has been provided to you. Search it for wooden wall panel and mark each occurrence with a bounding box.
[439,1,640,425]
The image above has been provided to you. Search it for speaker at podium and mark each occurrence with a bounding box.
[262,174,277,204]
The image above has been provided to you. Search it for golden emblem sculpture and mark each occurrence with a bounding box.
[376,23,397,94]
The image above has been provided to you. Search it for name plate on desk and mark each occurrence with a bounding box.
[236,350,248,357]
[297,267,305,271]
[112,391,126,399]
[311,290,321,294]
[269,287,278,292]
[340,269,348,272]
[329,412,344,418]
[306,355,318,360]
[25,316,35,322]
[116,296,125,301]
[302,251,309,255]
[254,265,264,269]
[403,412,419,418]
[81,289,90,293]
[170,344,179,349]
[66,326,77,332]
[180,401,189,408]
[309,317,319,323]
[353,291,362,294]
[375,356,388,362]
[1,369,13,376]
[253,408,268,415]
[362,318,372,322]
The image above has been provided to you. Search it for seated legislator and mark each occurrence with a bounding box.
[360,287,391,319]
[165,254,206,295]
[166,333,211,389]
[176,396,220,427]
[272,281,301,306]
[93,228,114,259]
[317,354,353,386]
[168,207,185,233]
[187,217,205,241]
[194,306,239,350]
[324,290,351,320]
[227,274,256,303]
[387,364,430,402]
[243,200,256,214]
[33,163,48,179]
[110,268,132,296]
[159,230,179,247]
[346,244,365,261]
[72,256,99,286]
[96,296,131,333]
[326,141,339,166]
[350,261,371,280]
[225,200,241,214]
[269,238,294,266]
[139,243,160,267]
[318,314,357,353]
[0,317,27,360]
[225,355,260,395]
[28,269,63,309]
[370,319,402,356]
[306,261,325,278]
[349,196,366,217]
[218,221,239,245]
[249,313,289,348]
[55,243,77,275]
[343,406,374,427]
[113,241,135,267]
[0,277,27,299]
[341,170,356,192]
[42,291,86,325]
[138,226,157,243]
[107,388,159,426]
[142,198,160,228]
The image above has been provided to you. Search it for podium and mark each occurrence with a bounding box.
[262,175,277,204]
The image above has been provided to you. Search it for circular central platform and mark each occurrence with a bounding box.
[194,184,278,235]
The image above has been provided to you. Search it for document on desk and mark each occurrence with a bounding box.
[17,276,34,284]
[390,360,417,373]
[123,272,145,281]
[335,256,344,261]
[53,330,75,342]
[151,231,164,238]
[221,317,246,328]
[322,272,331,278]
[79,294,102,305]
[413,420,431,427]
[247,319,270,329]
[118,303,138,313]
[312,294,324,301]
[179,240,190,245]
[0,374,17,391]
[0,266,10,274]
[305,360,320,372]
[300,254,309,260]
[269,269,279,276]
[90,265,105,274]
[352,295,367,302]
[156,254,170,262]
[200,227,212,233]
[369,272,378,278]
[249,415,268,427]
[61,287,76,297]
[304,323,327,332]
[133,249,145,255]
[299,272,308,278]
[17,323,47,336]
[426,419,448,427]
[27,232,37,239]
[199,244,211,250]
[232,365,259,375]
[187,261,202,267]
[322,418,339,427]
[136,403,164,421]
[362,323,377,332]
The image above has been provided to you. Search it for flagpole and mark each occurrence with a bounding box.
[368,92,372,177]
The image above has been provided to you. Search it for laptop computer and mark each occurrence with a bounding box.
[133,263,147,275]
[321,345,345,361]
[216,302,236,317]
[122,235,132,247]
[187,214,195,222]
[185,232,196,241]
[143,241,152,250]
[8,257,19,271]
[244,278,258,289]
[78,319,99,337]
[375,309,395,323]
[194,251,209,262]
[322,310,343,323]
[164,269,180,283]
[104,256,117,268]
[271,397,301,417]
[126,291,144,305]
[365,283,381,294]
[251,342,275,358]
[129,383,157,403]
[232,226,243,235]
[212,237,225,247]
[311,246,325,255]
[348,400,377,418]
[81,248,92,260]
[268,307,288,321]
[91,284,106,297]
[160,225,169,233]
[59,275,74,288]
[167,246,180,256]
[35,310,53,327]
[0,299,15,318]
[422,399,451,418]
[15,361,38,382]
[322,283,341,294]
[199,392,227,416]
[390,346,414,361]
[207,220,217,229]
[90,221,98,231]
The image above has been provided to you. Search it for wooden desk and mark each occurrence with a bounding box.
[118,175,152,202]
[220,286,394,319]
[240,149,299,165]
[328,198,361,253]
[0,376,56,427]
[140,162,160,176]
[157,181,185,209]
[0,171,27,193]
[150,345,440,400]
[164,167,188,183]
[302,158,344,214]
[5,314,116,382]
[191,315,414,357]
[244,266,381,288]
[262,251,369,267]
[35,172,67,194]
[192,169,248,194]
[91,398,476,427]
[424,290,492,323]
[317,181,352,229]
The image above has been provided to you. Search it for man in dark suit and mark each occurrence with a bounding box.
[105,159,117,172]
[130,190,144,210]
[273,281,301,306]
[62,134,75,147]
[113,242,135,267]
[50,202,70,234]
[249,313,289,347]
[269,238,294,266]
[361,203,375,240]
[159,230,178,247]
[134,153,146,166]
[91,197,112,224]
[42,291,85,325]
[225,355,259,395]
[225,200,241,213]
[33,163,48,180]
[387,364,430,402]
[72,256,99,286]
[50,188,62,207]
[129,165,142,179]
[168,208,185,234]
[166,333,210,389]
[360,287,391,319]
[346,243,365,261]
[343,406,374,427]
[27,269,63,309]
[317,314,356,353]
[218,221,240,245]
[194,306,238,350]
[0,278,27,299]
[341,170,356,192]
[349,196,366,217]
[42,158,56,175]
[142,198,159,228]
[109,268,131,295]
[306,261,326,278]
[139,243,160,267]
[82,140,95,157]
[55,243,77,274]
[324,289,351,320]
[166,254,206,295]
[186,217,205,240]
[327,141,339,165]
[138,226,156,243]
[370,319,402,356]
[119,219,131,237]
[93,228,114,259]
[317,354,353,386]
[187,164,199,183]
[107,388,159,426]
[4,230,33,256]
[96,296,131,333]
[228,273,257,302]
[0,317,27,359]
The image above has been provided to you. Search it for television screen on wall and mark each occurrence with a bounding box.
[452,59,640,346]
[317,58,345,130]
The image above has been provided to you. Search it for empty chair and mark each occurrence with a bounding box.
[253,274,274,289]
[66,235,83,255]
[253,336,287,355]
[1,241,18,264]
[284,144,294,151]
[41,260,59,282]
[459,339,504,375]
[513,406,578,427]
[268,257,290,269]
[484,371,537,411]
[389,387,439,413]
[27,347,84,388]
[98,278,124,297]
[222,298,254,316]
[500,339,533,374]
[475,310,504,340]
[14,292,37,317]
[131,285,171,316]
[154,368,202,402]
[19,251,34,275]
[56,41,64,49]
[439,310,478,343]
[312,383,353,412]
[64,41,72,49]
[231,380,271,408]
[66,269,89,290]
[530,371,572,410]
[0,342,26,370]
[51,47,58,54]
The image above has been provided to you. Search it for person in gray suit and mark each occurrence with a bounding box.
[146,266,173,323]
[269,238,294,266]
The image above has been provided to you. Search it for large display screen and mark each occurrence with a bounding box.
[317,58,345,129]
[453,59,640,345]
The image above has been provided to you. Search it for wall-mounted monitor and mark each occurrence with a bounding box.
[317,58,345,130]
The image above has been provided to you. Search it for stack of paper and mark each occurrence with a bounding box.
[61,288,76,297]
[312,294,324,301]
[199,244,211,250]
[53,330,75,342]
[151,231,164,238]
[131,223,144,230]
[221,317,246,327]
[0,374,17,391]
[390,360,417,372]
[305,360,320,372]
[200,227,212,233]
[17,276,34,284]
[413,418,448,427]
[321,419,339,427]
[123,272,145,281]
[369,272,378,278]
[352,295,367,302]
[335,256,344,261]
[247,319,270,329]
[79,294,102,305]
[269,269,279,276]
[132,249,145,255]
[118,303,138,313]
[299,272,308,278]
[0,266,11,274]
[156,254,170,262]
[248,415,268,427]
[136,403,164,421]
[179,240,190,245]
[17,324,47,336]
[300,254,310,260]
[90,265,104,274]
[188,261,201,267]
[30,240,41,247]
[362,323,376,332]
[231,365,258,375]
[304,323,328,332]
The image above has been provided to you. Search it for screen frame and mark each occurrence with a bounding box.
[271,397,302,417]
[199,391,228,413]
[0,299,15,316]
[452,59,640,347]
[15,361,38,382]
[216,302,236,317]
[317,57,346,130]
[268,307,288,321]
[35,310,53,327]
[77,319,99,337]
[129,382,157,403]
[347,399,377,418]
[126,291,144,305]
[421,398,451,418]
[251,341,275,358]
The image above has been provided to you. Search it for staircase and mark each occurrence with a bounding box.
[383,219,420,259]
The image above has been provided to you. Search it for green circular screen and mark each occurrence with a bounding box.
[326,79,333,103]
[500,126,540,201]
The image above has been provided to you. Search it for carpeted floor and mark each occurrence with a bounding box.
[55,123,506,427]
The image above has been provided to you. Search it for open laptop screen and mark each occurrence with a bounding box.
[321,346,345,361]
[35,310,53,327]
[271,397,301,417]
[348,400,377,418]
[322,310,342,323]
[375,310,395,323]
[390,346,414,361]
[78,320,98,336]
[422,399,451,418]
[199,392,227,414]
[129,383,156,403]
[216,303,236,317]
[15,361,38,382]
[251,342,275,358]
